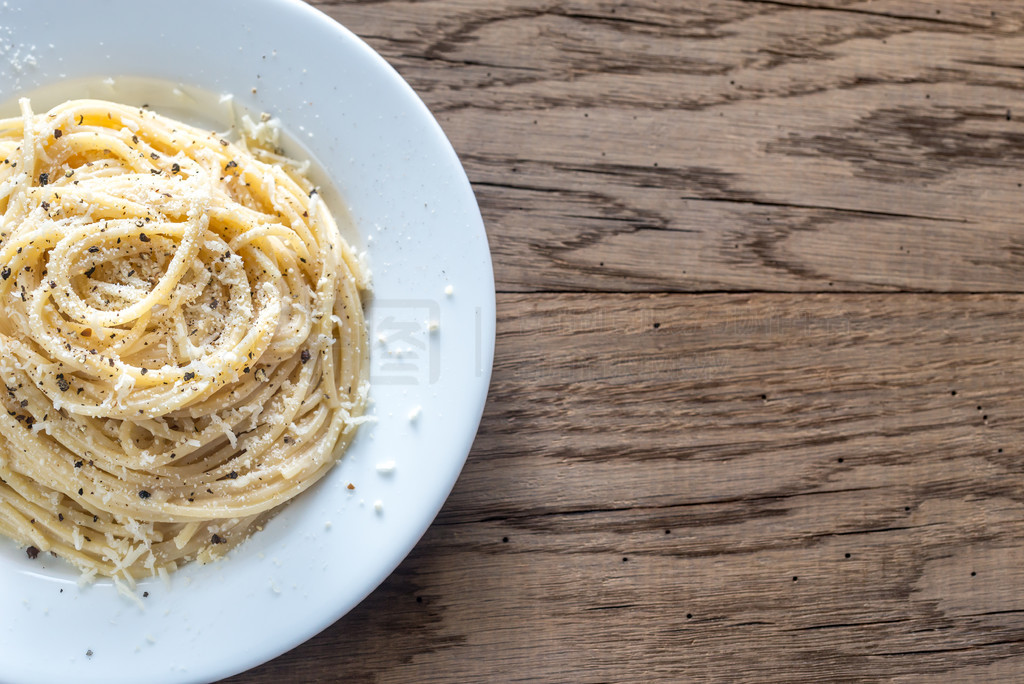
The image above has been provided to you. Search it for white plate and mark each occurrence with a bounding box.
[0,2,494,683]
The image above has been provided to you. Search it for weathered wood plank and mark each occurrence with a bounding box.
[232,292,1024,682]
[314,0,1024,293]
[453,293,1024,515]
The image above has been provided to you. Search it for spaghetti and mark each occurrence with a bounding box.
[0,98,369,583]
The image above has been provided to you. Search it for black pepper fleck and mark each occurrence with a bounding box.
[138,490,151,499]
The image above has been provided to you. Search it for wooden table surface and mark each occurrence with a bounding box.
[232,1,1024,681]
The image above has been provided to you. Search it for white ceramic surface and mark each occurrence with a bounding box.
[0,2,494,683]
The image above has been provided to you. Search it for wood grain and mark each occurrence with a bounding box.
[318,0,1024,294]
[230,1,1024,682]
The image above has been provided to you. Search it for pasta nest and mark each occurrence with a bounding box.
[0,99,368,581]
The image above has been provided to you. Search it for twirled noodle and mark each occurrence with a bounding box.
[0,98,369,583]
